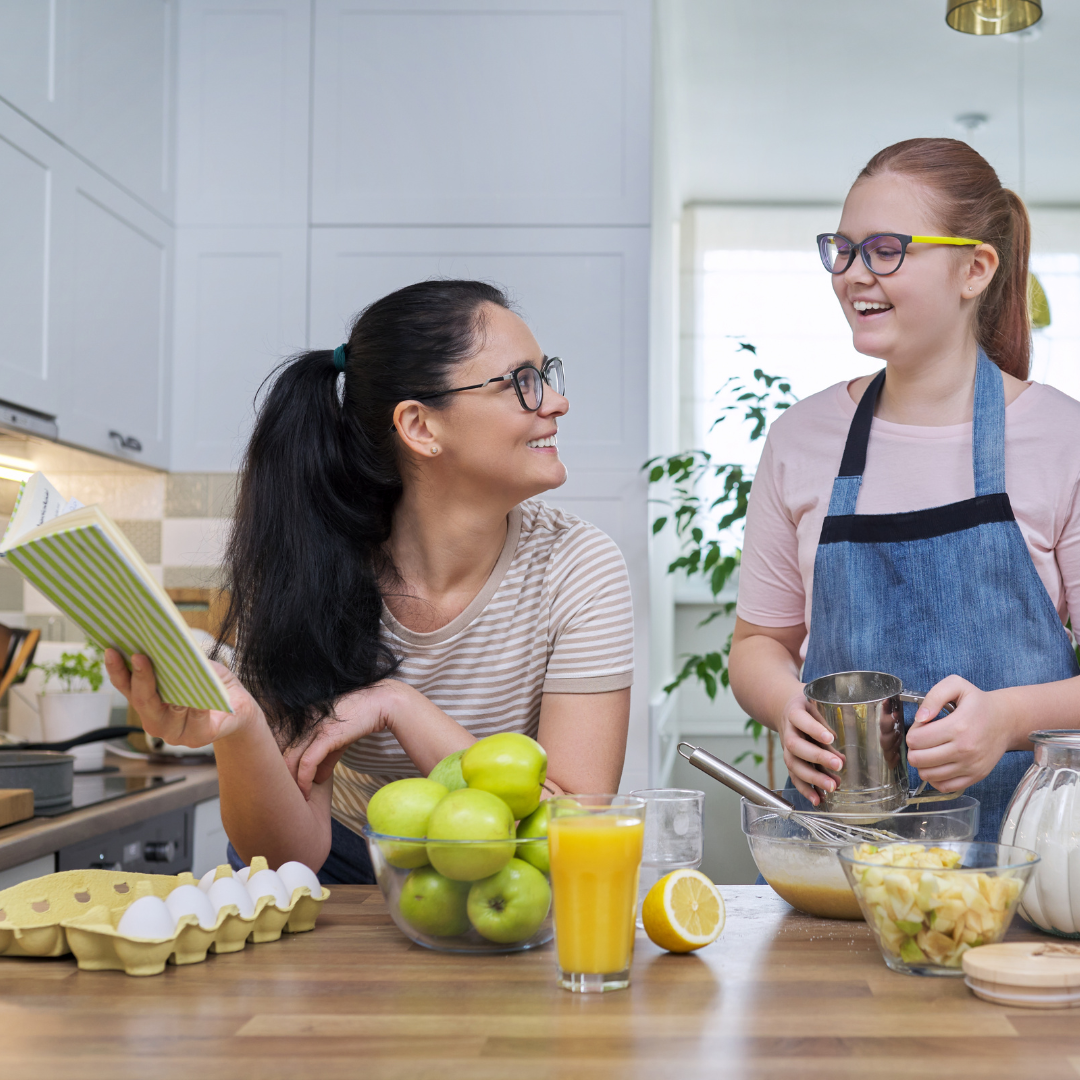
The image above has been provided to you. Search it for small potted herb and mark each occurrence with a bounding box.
[33,644,112,772]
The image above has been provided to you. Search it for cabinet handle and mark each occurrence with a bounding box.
[143,840,177,863]
[109,431,143,453]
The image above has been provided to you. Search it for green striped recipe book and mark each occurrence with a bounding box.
[0,472,232,712]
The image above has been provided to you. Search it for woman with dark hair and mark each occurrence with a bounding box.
[106,281,633,883]
[728,138,1080,842]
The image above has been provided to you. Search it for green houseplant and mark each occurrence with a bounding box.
[32,644,111,771]
[645,345,797,788]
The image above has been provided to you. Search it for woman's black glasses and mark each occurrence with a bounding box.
[417,356,565,412]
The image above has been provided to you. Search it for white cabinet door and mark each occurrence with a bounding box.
[310,0,651,226]
[0,102,72,420]
[0,98,172,467]
[52,166,173,469]
[0,0,177,218]
[170,226,309,472]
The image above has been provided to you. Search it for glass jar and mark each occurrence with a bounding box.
[999,731,1080,939]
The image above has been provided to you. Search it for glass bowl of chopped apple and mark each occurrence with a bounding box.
[364,828,554,953]
[838,841,1039,976]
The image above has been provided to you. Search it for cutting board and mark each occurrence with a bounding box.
[0,788,35,827]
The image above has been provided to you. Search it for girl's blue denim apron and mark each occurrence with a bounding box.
[800,353,1079,841]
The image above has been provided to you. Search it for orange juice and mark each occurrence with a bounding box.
[549,815,645,974]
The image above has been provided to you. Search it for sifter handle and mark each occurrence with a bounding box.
[677,742,794,813]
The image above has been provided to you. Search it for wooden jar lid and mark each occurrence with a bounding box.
[963,941,1080,1009]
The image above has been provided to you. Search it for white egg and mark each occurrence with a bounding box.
[208,876,256,919]
[165,884,218,930]
[235,866,251,884]
[198,866,239,893]
[276,861,324,901]
[246,869,292,909]
[117,896,177,940]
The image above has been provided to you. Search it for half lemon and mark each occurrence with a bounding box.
[641,868,725,953]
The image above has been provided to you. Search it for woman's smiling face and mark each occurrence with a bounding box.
[833,172,987,365]
[420,303,569,502]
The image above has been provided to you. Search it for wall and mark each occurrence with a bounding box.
[0,465,233,645]
[170,0,655,789]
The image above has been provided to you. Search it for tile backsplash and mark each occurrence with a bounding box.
[0,471,236,644]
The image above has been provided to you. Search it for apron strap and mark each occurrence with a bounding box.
[973,350,1006,496]
[826,354,1006,516]
[826,369,885,516]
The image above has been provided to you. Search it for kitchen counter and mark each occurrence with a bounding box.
[1,884,1073,1079]
[0,759,218,872]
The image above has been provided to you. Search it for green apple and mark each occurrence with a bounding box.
[461,732,547,819]
[467,858,552,944]
[426,788,516,881]
[514,801,550,874]
[366,777,448,869]
[398,866,471,937]
[428,749,467,792]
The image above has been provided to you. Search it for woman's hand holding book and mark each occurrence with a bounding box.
[104,649,259,749]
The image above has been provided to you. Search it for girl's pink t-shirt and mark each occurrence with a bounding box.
[736,379,1080,646]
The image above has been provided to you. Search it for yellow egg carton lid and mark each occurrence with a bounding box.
[0,857,328,976]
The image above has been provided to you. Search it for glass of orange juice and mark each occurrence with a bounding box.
[548,794,647,992]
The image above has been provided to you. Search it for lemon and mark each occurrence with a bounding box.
[641,869,725,952]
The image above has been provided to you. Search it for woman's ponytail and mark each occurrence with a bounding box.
[216,280,510,747]
[857,138,1032,380]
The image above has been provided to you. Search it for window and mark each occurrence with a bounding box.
[1031,253,1080,400]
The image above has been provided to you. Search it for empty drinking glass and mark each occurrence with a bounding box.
[628,788,705,928]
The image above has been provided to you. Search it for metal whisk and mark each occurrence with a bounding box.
[678,742,904,846]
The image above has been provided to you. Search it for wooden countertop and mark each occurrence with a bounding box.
[0,758,218,871]
[2,884,1074,1079]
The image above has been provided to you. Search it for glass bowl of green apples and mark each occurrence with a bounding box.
[362,733,553,953]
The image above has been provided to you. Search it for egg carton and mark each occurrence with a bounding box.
[0,857,327,976]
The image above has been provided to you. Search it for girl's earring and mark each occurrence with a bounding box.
[430,446,439,455]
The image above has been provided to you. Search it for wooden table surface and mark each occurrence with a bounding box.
[2,884,1077,1080]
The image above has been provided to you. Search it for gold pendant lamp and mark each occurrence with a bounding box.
[946,0,1042,35]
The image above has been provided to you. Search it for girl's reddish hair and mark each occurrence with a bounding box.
[858,138,1031,379]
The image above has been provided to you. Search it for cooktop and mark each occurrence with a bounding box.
[35,772,184,818]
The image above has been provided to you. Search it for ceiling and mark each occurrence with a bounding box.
[663,0,1080,206]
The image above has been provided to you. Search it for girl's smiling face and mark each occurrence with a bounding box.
[833,172,995,367]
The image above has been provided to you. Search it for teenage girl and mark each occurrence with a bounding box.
[107,281,634,881]
[728,138,1080,841]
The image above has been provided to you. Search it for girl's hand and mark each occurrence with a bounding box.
[284,681,400,798]
[104,648,261,747]
[776,690,845,806]
[906,675,1007,791]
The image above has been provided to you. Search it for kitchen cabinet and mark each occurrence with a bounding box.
[0,103,71,421]
[0,98,172,469]
[0,0,176,219]
[54,164,172,468]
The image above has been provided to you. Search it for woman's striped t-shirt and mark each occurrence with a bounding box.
[331,498,634,835]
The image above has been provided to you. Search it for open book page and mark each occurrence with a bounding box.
[0,472,84,551]
[0,472,231,712]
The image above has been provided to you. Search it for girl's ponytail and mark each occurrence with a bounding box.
[857,138,1032,380]
[978,189,1032,381]
[215,281,510,747]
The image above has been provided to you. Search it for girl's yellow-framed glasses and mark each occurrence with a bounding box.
[818,232,983,276]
